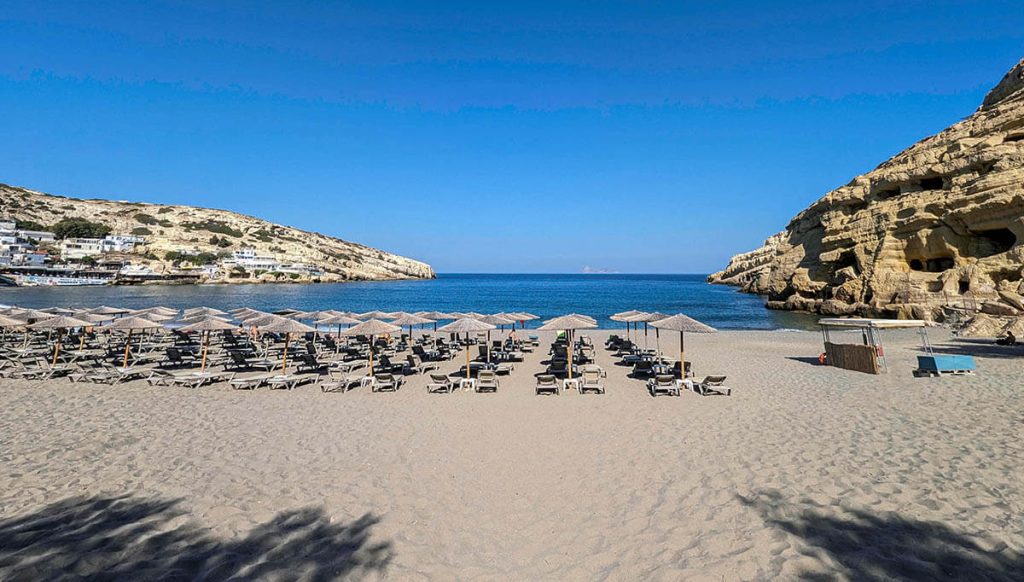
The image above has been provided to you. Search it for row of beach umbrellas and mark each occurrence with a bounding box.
[1,304,717,377]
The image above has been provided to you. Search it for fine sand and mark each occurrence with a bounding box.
[0,329,1021,580]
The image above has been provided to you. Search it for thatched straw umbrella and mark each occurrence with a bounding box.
[356,311,392,321]
[438,318,496,379]
[390,314,434,344]
[183,306,228,318]
[102,316,166,368]
[90,305,130,317]
[257,317,316,373]
[180,317,238,371]
[538,314,597,381]
[416,312,451,332]
[132,306,179,318]
[42,307,76,315]
[480,314,515,362]
[243,313,288,327]
[0,313,26,345]
[28,315,92,366]
[517,312,539,329]
[341,319,402,376]
[611,310,645,341]
[633,312,668,351]
[72,313,112,350]
[317,314,362,353]
[10,308,54,324]
[650,314,717,375]
[177,313,231,326]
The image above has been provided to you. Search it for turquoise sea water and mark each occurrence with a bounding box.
[0,274,816,330]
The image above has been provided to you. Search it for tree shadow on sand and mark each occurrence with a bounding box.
[0,495,391,580]
[739,490,1021,581]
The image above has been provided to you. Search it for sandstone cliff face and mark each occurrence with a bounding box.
[0,183,435,282]
[710,58,1024,320]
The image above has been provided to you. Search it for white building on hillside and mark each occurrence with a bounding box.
[102,234,145,253]
[60,238,104,260]
[18,230,56,243]
[222,248,281,272]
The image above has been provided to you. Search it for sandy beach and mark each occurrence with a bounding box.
[0,328,1021,580]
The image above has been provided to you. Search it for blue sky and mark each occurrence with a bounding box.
[1,1,1021,273]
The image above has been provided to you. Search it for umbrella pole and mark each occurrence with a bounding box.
[201,331,209,372]
[281,333,290,373]
[487,330,491,363]
[569,329,574,381]
[465,345,471,380]
[52,330,62,366]
[680,331,685,377]
[79,332,86,351]
[368,334,374,377]
[644,322,649,351]
[123,330,132,369]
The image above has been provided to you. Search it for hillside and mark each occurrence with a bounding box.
[709,58,1024,320]
[0,183,435,282]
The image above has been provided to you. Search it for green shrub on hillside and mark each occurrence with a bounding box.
[51,217,111,239]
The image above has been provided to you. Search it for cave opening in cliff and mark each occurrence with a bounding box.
[926,257,955,272]
[875,187,901,200]
[959,280,970,294]
[971,228,1017,256]
[909,257,954,273]
[917,176,945,190]
[971,160,996,175]
[1004,133,1024,143]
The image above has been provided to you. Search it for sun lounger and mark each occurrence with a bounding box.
[631,360,656,379]
[405,354,439,375]
[266,374,316,391]
[86,366,147,385]
[330,359,367,373]
[15,362,74,381]
[546,360,568,378]
[226,351,277,372]
[580,368,605,394]
[295,353,328,374]
[228,374,275,390]
[648,374,680,397]
[426,373,456,394]
[320,371,363,393]
[372,373,403,392]
[171,371,235,389]
[693,375,730,396]
[535,374,559,395]
[476,370,499,392]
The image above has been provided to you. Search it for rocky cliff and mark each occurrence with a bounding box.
[0,183,435,282]
[709,58,1024,320]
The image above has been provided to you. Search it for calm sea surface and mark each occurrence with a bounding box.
[0,274,816,330]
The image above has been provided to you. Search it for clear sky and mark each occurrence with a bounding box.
[1,1,1022,273]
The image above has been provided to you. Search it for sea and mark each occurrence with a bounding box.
[0,274,817,330]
